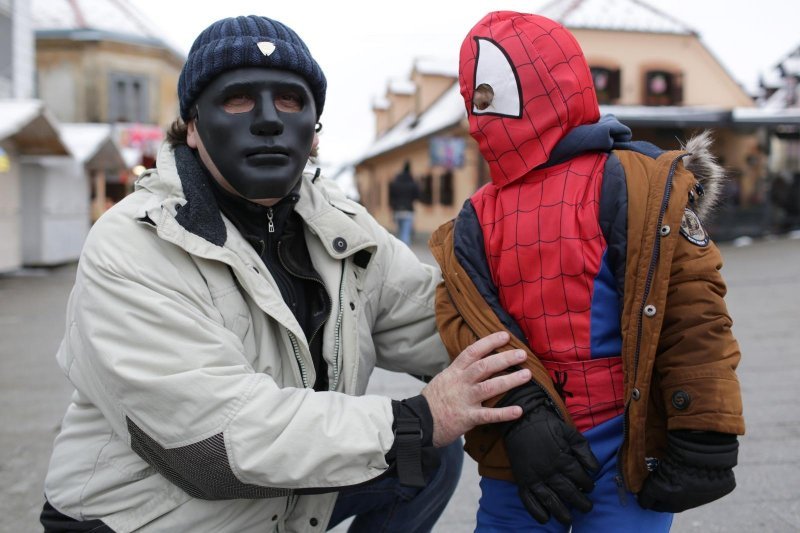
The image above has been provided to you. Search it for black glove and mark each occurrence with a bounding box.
[498,382,600,525]
[638,430,738,513]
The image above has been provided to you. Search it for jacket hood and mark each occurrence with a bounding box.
[459,11,600,187]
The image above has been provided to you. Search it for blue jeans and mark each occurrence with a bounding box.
[394,211,414,245]
[476,415,673,532]
[327,439,463,532]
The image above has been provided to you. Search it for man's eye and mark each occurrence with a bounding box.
[275,92,303,113]
[222,95,255,113]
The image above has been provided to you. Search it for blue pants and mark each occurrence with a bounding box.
[476,415,673,532]
[328,439,463,532]
[394,212,414,245]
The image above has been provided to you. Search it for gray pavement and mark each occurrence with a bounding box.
[2,235,799,532]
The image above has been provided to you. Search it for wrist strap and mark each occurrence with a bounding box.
[395,417,425,488]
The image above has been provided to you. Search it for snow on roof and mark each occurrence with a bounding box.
[414,57,458,79]
[32,0,185,58]
[539,0,695,35]
[372,97,390,110]
[59,123,117,164]
[0,100,46,141]
[358,82,465,163]
[733,107,800,125]
[600,105,731,125]
[388,78,416,96]
[0,99,69,155]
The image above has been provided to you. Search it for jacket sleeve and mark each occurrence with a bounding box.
[655,229,745,435]
[366,224,451,378]
[62,216,397,499]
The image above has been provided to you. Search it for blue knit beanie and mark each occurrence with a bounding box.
[178,15,327,121]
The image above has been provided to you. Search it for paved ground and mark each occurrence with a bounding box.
[2,235,799,532]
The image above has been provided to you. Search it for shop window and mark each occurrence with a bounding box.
[420,174,433,205]
[590,66,620,104]
[644,70,683,106]
[439,171,454,206]
[108,73,149,123]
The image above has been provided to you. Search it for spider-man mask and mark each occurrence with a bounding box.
[459,11,600,186]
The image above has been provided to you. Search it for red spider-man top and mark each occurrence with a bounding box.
[459,12,624,431]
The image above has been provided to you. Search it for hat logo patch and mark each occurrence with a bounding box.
[257,41,276,56]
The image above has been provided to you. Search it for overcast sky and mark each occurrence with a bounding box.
[129,0,800,170]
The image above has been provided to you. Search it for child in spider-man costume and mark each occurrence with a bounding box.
[429,11,744,532]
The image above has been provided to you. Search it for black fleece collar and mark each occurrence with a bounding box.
[172,144,227,247]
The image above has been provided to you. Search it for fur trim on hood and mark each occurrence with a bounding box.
[681,131,726,221]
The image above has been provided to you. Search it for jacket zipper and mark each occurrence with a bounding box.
[277,241,333,388]
[331,261,346,391]
[267,207,275,233]
[287,330,308,388]
[616,153,687,501]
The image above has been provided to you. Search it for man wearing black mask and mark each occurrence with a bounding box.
[39,15,531,533]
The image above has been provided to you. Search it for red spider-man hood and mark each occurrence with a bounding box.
[459,11,600,186]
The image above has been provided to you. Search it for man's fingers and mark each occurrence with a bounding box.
[475,368,530,400]
[451,331,510,369]
[473,404,523,425]
[465,348,527,381]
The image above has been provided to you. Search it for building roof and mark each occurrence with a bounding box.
[413,57,458,79]
[59,123,127,169]
[358,83,465,163]
[357,83,800,164]
[32,0,184,61]
[538,0,696,35]
[0,100,69,155]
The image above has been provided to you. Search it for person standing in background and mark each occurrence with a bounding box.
[389,160,420,245]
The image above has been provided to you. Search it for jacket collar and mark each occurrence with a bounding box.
[141,142,375,259]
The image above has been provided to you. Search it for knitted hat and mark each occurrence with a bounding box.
[178,15,327,121]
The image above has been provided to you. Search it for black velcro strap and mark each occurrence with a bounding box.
[395,418,425,488]
[353,250,372,269]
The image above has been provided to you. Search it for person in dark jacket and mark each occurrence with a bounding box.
[389,160,420,245]
[430,11,744,532]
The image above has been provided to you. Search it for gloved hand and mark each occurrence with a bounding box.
[498,382,600,525]
[638,430,738,513]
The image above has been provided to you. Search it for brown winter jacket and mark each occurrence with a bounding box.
[429,136,745,493]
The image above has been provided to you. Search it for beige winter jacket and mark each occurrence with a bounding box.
[43,143,449,532]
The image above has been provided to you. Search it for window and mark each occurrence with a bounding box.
[644,70,683,106]
[419,174,433,205]
[590,66,620,104]
[439,171,454,206]
[108,73,149,123]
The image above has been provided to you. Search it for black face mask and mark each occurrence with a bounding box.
[194,68,317,200]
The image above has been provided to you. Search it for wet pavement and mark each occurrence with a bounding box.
[2,234,799,532]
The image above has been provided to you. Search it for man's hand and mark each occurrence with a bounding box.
[421,332,529,448]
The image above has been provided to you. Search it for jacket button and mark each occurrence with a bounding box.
[310,517,319,527]
[271,515,278,521]
[349,302,355,310]
[644,305,657,317]
[672,390,691,410]
[333,237,347,252]
[660,225,671,236]
[632,388,641,401]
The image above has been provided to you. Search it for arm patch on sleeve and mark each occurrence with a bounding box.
[679,208,709,247]
[127,417,292,500]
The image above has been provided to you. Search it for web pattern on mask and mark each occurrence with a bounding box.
[460,13,599,185]
[472,152,625,431]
